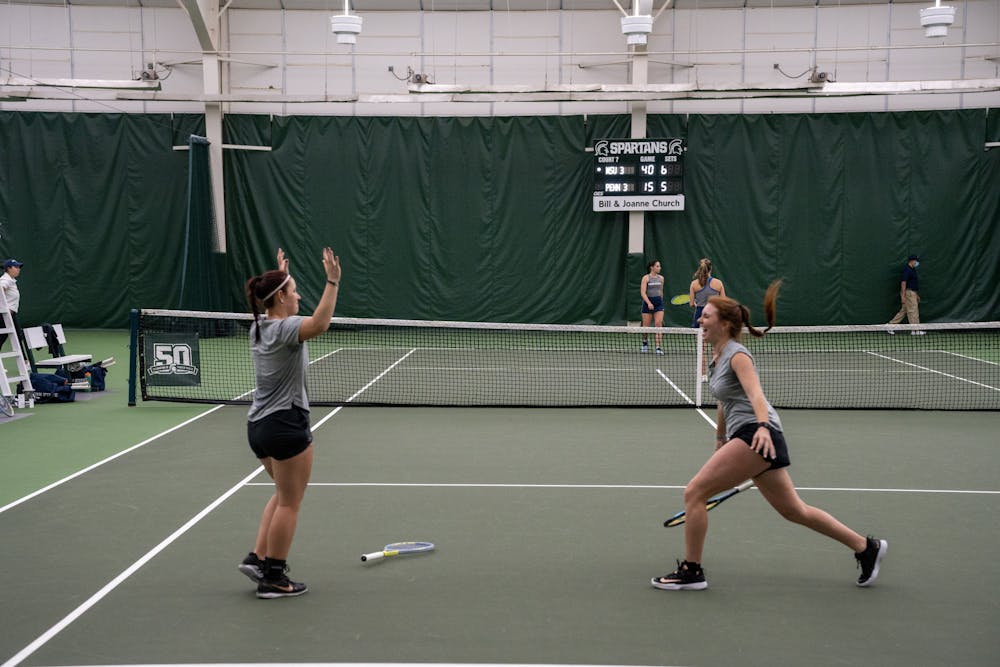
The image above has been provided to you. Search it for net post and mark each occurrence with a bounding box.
[127,308,139,406]
[695,326,703,407]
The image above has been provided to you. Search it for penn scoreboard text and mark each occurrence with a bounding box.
[592,138,685,212]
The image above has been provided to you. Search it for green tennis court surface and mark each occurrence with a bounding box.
[3,385,999,666]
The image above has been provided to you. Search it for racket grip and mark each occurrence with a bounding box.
[361,551,385,562]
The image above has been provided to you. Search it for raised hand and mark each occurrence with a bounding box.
[322,247,341,284]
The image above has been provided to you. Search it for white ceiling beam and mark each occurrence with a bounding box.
[400,79,1000,100]
[6,79,999,103]
[176,0,220,52]
[172,1,227,253]
[0,76,161,90]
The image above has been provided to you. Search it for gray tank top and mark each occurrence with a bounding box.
[247,315,310,421]
[708,339,782,438]
[693,277,720,307]
[646,275,663,299]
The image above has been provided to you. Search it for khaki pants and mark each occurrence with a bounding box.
[888,290,920,324]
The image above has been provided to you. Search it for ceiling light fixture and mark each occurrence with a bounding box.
[920,1,956,39]
[330,0,363,45]
[621,0,654,46]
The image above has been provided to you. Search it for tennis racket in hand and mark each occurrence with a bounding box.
[663,480,753,527]
[361,541,435,562]
[670,294,691,306]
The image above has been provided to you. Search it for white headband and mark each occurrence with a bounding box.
[261,274,291,303]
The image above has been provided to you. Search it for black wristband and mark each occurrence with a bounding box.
[327,280,338,287]
[757,422,771,429]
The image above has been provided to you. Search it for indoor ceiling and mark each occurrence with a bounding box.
[3,0,938,11]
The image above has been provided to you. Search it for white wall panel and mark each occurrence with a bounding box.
[2,2,999,115]
[70,2,142,79]
[673,9,746,86]
[812,95,891,113]
[491,11,561,88]
[672,98,744,114]
[355,11,422,95]
[419,12,492,86]
[3,5,72,80]
[561,11,628,87]
[227,9,284,94]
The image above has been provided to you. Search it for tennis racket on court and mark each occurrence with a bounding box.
[663,480,754,527]
[670,294,691,306]
[361,541,435,562]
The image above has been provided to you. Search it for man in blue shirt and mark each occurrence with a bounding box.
[887,254,923,334]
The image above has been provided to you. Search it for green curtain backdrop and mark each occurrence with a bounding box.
[223,114,631,324]
[0,112,203,328]
[647,110,1000,326]
[0,109,997,328]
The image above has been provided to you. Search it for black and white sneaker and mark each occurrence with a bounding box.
[651,560,707,590]
[238,552,264,583]
[855,536,887,587]
[257,566,308,599]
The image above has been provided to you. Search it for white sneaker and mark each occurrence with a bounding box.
[886,329,896,335]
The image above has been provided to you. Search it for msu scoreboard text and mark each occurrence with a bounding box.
[592,138,685,212]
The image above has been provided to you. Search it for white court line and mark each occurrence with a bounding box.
[0,405,226,515]
[655,368,717,428]
[400,367,640,372]
[2,348,416,667]
[251,482,690,490]
[865,350,1000,392]
[936,349,1000,367]
[0,343,395,513]
[310,349,415,431]
[48,663,669,667]
[693,408,717,429]
[655,368,693,404]
[0,348,357,515]
[1,466,263,667]
[246,481,1000,496]
[762,369,923,374]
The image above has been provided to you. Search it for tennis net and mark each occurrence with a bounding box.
[132,309,1000,411]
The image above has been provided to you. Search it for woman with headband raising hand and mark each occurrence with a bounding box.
[238,246,341,599]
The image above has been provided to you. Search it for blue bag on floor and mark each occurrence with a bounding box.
[28,372,75,403]
[55,364,107,391]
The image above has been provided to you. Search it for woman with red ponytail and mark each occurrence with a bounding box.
[652,280,887,591]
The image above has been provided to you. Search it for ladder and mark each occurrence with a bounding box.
[0,285,33,415]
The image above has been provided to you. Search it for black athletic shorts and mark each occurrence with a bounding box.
[730,422,791,470]
[247,406,312,461]
[641,296,664,314]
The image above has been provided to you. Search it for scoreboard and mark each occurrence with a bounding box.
[592,138,685,212]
